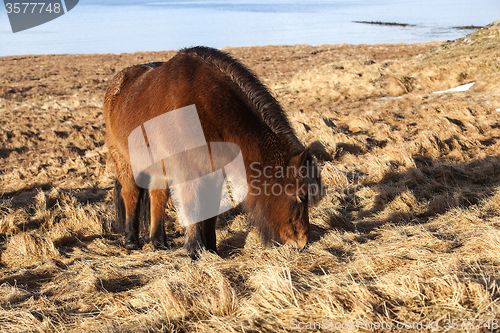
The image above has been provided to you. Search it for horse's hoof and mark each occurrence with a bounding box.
[189,250,202,261]
[152,241,168,251]
[188,248,218,260]
[151,234,167,250]
[125,242,139,250]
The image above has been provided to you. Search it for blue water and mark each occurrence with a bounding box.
[1,0,499,56]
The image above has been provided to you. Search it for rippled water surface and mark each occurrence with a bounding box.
[1,0,499,56]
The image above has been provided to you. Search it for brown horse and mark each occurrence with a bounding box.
[104,46,323,258]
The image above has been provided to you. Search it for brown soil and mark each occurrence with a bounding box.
[1,22,500,332]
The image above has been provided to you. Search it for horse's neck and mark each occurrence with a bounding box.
[241,128,290,179]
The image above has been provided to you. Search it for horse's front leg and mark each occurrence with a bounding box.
[121,181,141,250]
[202,216,217,254]
[184,215,217,259]
[185,223,203,260]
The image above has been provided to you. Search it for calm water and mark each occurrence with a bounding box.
[1,0,499,56]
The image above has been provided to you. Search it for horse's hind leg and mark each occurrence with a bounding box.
[149,189,168,249]
[109,145,141,249]
[121,180,141,249]
[112,179,125,234]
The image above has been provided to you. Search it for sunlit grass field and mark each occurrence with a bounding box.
[1,22,500,332]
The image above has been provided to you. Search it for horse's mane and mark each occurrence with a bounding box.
[178,46,304,155]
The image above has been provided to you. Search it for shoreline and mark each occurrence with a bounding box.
[0,40,443,58]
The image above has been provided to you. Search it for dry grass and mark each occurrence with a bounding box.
[1,22,500,332]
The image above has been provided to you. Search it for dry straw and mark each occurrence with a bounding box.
[1,22,500,332]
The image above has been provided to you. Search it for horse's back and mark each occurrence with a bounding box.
[104,53,261,160]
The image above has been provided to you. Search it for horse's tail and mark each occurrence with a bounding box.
[178,46,304,154]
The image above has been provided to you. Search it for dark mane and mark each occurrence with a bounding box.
[178,46,304,155]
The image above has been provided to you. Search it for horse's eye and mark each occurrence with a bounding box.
[297,194,308,203]
[299,168,307,178]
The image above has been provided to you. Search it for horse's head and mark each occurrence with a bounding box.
[277,175,310,250]
[249,147,323,250]
[277,147,315,249]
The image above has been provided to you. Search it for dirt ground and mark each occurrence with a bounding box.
[1,21,500,332]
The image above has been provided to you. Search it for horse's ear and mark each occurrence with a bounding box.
[299,147,310,167]
[289,147,310,171]
[291,146,325,205]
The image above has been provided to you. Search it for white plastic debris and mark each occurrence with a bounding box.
[433,82,475,94]
[374,96,403,101]
[374,82,476,101]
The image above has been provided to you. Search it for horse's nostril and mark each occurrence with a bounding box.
[295,236,308,250]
